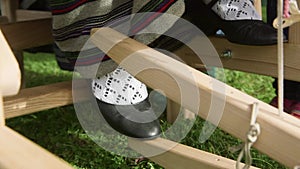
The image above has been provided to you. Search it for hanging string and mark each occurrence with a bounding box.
[236,102,260,169]
[277,0,285,117]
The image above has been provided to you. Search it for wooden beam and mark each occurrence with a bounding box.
[174,37,300,82]
[0,0,18,22]
[0,94,4,126]
[166,99,180,123]
[0,126,73,169]
[3,80,91,119]
[288,0,300,44]
[0,30,21,96]
[0,18,53,50]
[253,0,262,17]
[16,10,52,22]
[91,28,300,168]
[129,138,260,169]
[4,81,70,118]
[0,16,8,24]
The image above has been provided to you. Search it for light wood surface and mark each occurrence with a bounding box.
[174,37,300,82]
[0,93,4,126]
[254,0,262,17]
[91,27,300,168]
[16,10,52,22]
[3,80,90,119]
[0,126,73,169]
[3,81,73,118]
[129,138,260,169]
[0,30,21,96]
[166,99,180,123]
[0,18,53,50]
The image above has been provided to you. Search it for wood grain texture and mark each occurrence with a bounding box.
[91,27,300,167]
[0,126,73,169]
[174,37,300,82]
[4,80,91,118]
[16,10,52,22]
[0,0,17,22]
[0,30,21,96]
[129,138,259,169]
[166,99,180,123]
[0,16,53,50]
[288,0,300,44]
[4,81,71,118]
[0,94,4,126]
[0,16,8,24]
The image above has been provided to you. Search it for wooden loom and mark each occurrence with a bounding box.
[1,0,300,168]
[90,27,300,168]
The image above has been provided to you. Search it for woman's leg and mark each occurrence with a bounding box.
[184,0,279,45]
[49,0,185,138]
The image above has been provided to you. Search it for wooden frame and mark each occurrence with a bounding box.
[91,27,300,168]
[0,28,73,169]
[0,126,73,169]
[3,80,90,119]
[174,38,300,82]
[1,0,300,168]
[0,9,53,50]
[129,138,260,169]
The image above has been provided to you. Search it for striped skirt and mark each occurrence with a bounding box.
[49,0,185,74]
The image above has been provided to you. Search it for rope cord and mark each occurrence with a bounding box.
[236,102,260,169]
[277,0,285,117]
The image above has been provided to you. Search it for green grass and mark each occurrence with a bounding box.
[6,52,286,169]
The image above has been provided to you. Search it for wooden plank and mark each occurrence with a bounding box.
[0,30,21,96]
[129,138,260,169]
[3,80,91,118]
[0,16,8,24]
[288,0,300,44]
[174,37,300,82]
[0,0,17,22]
[91,28,300,168]
[13,50,26,88]
[0,94,4,126]
[0,126,73,169]
[0,18,53,50]
[16,10,52,22]
[253,0,262,17]
[4,81,71,118]
[166,99,180,123]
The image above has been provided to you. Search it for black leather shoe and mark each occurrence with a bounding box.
[184,0,283,45]
[96,99,161,139]
[220,20,279,45]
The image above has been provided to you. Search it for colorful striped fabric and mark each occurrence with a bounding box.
[49,0,185,72]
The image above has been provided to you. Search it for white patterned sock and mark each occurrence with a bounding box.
[211,0,261,20]
[92,67,148,105]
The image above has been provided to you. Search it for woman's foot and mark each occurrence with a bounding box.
[96,98,162,139]
[184,0,280,45]
[220,20,278,45]
[92,67,162,139]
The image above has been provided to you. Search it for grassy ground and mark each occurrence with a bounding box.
[6,52,287,169]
